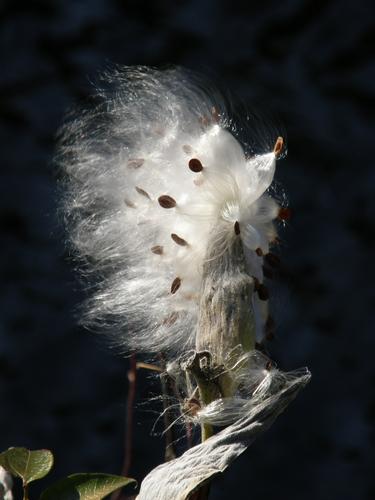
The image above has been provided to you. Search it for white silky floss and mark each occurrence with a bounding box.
[194,351,309,427]
[60,66,283,357]
[61,68,311,496]
[0,466,13,500]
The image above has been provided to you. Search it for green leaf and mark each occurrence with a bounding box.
[39,473,136,500]
[0,448,53,485]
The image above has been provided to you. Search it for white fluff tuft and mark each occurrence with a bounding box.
[166,348,309,428]
[59,66,283,355]
[0,466,13,500]
[194,351,309,427]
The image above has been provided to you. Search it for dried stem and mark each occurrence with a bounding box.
[112,353,137,500]
[23,483,29,500]
[124,354,137,476]
[184,351,222,500]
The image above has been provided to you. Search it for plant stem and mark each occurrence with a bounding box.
[112,353,137,500]
[184,352,220,500]
[23,483,29,500]
[123,353,137,477]
[201,422,213,442]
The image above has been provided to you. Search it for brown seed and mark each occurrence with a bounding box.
[127,158,144,169]
[255,247,263,257]
[199,115,210,127]
[182,145,193,154]
[211,106,220,123]
[162,311,179,326]
[234,221,240,235]
[171,233,188,246]
[188,158,203,173]
[158,195,176,209]
[135,186,151,199]
[257,284,269,301]
[170,277,181,294]
[124,199,136,208]
[278,207,291,220]
[266,360,273,371]
[151,245,164,255]
[182,292,197,301]
[273,136,284,157]
[154,126,165,136]
[265,253,280,268]
[183,397,201,417]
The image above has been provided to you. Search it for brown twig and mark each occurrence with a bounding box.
[112,353,137,500]
[124,354,137,476]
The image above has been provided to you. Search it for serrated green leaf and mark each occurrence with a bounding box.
[39,473,136,500]
[0,448,53,485]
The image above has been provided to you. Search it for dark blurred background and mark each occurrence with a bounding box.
[0,0,374,498]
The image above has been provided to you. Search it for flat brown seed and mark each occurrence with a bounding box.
[266,360,273,371]
[211,106,220,122]
[155,127,165,136]
[171,277,181,294]
[183,293,196,301]
[273,136,284,157]
[255,247,263,257]
[171,233,188,246]
[183,145,193,154]
[234,221,240,235]
[127,158,144,169]
[188,158,203,172]
[278,207,291,220]
[135,186,151,199]
[162,311,179,326]
[151,245,164,255]
[265,253,281,268]
[199,115,210,127]
[124,199,136,208]
[158,195,177,209]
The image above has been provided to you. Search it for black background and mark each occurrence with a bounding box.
[1,1,374,499]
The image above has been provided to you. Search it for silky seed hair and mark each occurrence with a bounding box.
[167,349,310,428]
[59,66,286,356]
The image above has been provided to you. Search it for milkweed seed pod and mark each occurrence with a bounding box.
[59,66,284,359]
